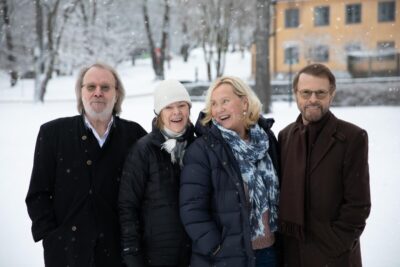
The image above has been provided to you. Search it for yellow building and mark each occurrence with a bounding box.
[266,0,400,78]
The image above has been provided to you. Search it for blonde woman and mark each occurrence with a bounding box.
[180,76,280,267]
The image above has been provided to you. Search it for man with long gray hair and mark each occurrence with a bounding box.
[26,63,146,266]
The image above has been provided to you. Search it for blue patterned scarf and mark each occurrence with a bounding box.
[213,120,279,240]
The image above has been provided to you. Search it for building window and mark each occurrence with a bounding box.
[377,41,396,60]
[377,41,395,51]
[285,8,299,28]
[309,45,329,62]
[284,46,299,64]
[378,1,395,22]
[345,42,361,53]
[314,6,330,26]
[346,4,362,24]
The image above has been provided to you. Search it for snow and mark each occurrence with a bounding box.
[0,50,399,266]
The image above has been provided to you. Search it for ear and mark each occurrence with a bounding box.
[242,96,249,112]
[293,89,298,101]
[115,91,119,104]
[329,90,336,104]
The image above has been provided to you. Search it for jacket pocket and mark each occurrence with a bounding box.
[213,234,245,259]
[42,226,63,249]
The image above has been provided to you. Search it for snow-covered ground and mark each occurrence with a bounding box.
[0,50,399,266]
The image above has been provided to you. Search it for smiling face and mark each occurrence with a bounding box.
[211,83,248,138]
[160,101,190,133]
[295,73,335,125]
[81,66,118,122]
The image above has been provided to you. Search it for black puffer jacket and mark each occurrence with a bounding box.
[119,123,195,267]
[180,113,279,267]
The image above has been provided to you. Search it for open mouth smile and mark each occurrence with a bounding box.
[171,118,183,123]
[218,115,230,121]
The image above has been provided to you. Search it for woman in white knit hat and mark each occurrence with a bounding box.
[119,79,194,267]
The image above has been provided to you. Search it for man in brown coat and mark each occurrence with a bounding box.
[278,63,371,267]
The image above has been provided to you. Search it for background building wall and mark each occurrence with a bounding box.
[269,0,399,77]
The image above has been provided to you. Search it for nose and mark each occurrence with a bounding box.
[308,92,318,102]
[93,86,103,97]
[172,106,181,114]
[213,103,224,114]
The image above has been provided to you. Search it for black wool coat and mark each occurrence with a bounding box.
[119,124,195,267]
[180,114,279,267]
[26,115,146,267]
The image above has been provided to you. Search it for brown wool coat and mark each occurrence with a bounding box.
[278,112,371,267]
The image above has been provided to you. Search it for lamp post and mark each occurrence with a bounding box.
[287,48,294,106]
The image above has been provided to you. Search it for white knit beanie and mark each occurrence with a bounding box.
[153,79,192,115]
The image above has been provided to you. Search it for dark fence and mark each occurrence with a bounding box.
[184,77,400,106]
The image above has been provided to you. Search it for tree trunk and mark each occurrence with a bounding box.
[215,27,229,78]
[255,0,271,113]
[1,0,18,86]
[142,0,157,79]
[36,0,78,102]
[78,0,95,56]
[214,1,231,78]
[38,0,61,102]
[142,0,169,80]
[158,0,170,80]
[200,0,232,81]
[34,0,44,102]
[181,20,189,62]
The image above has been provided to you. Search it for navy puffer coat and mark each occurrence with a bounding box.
[180,113,279,267]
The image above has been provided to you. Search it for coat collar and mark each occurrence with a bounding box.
[149,119,196,147]
[307,111,340,174]
[194,111,274,139]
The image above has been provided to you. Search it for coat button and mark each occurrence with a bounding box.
[81,135,87,140]
[71,226,77,231]
[86,160,92,166]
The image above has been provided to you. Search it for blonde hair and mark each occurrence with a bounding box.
[75,62,125,115]
[201,76,262,129]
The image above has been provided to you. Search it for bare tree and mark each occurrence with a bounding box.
[254,0,272,113]
[0,0,145,97]
[231,0,256,58]
[76,0,97,57]
[0,0,18,86]
[60,0,143,70]
[142,0,170,80]
[180,16,190,62]
[198,0,233,81]
[172,0,202,63]
[34,0,79,102]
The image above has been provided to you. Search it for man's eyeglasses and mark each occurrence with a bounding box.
[297,89,330,100]
[82,84,115,92]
